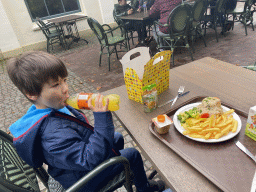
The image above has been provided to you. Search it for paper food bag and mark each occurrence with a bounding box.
[120,47,172,103]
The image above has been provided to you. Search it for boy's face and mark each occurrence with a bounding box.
[29,77,69,109]
[119,0,127,6]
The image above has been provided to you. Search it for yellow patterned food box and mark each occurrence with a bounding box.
[120,47,172,103]
[245,105,256,141]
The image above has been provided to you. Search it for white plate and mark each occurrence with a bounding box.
[173,102,242,143]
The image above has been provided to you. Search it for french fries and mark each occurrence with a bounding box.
[181,109,237,140]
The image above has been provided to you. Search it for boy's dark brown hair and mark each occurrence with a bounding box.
[7,51,68,103]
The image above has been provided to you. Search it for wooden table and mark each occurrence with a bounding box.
[119,11,150,21]
[47,14,88,49]
[103,57,256,192]
[119,12,152,42]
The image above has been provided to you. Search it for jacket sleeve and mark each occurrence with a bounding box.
[41,111,116,172]
[114,4,128,17]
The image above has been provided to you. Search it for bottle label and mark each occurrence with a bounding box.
[78,95,89,100]
[77,93,92,109]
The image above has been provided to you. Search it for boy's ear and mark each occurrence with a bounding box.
[26,94,38,101]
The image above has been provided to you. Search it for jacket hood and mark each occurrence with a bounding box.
[9,105,71,168]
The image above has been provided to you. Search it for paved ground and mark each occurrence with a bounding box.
[1,2,256,191]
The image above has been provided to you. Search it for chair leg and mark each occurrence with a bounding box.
[131,32,134,45]
[99,46,103,67]
[172,53,175,67]
[198,28,207,47]
[59,36,66,50]
[107,46,111,71]
[115,46,119,59]
[171,46,175,67]
[47,39,50,53]
[185,37,194,61]
[204,21,207,36]
[251,13,254,31]
[214,21,219,42]
[201,33,207,47]
[244,16,248,36]
[191,36,195,53]
[232,14,235,30]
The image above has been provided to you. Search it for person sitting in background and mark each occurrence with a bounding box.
[114,0,147,44]
[149,0,182,50]
[137,0,155,12]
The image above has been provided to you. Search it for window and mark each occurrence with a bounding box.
[25,0,81,20]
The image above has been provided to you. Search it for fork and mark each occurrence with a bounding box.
[171,86,185,107]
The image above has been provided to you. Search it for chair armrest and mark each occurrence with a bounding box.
[33,167,49,190]
[65,156,132,192]
[102,24,115,36]
[102,24,113,30]
[104,25,125,37]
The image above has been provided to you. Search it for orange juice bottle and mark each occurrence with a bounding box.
[65,93,120,111]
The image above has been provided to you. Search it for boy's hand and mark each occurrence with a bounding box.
[88,94,109,112]
[137,8,141,12]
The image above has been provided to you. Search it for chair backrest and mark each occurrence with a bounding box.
[215,0,228,14]
[113,10,123,26]
[192,0,207,22]
[35,17,51,37]
[167,4,191,35]
[87,17,108,45]
[246,0,255,9]
[0,130,41,192]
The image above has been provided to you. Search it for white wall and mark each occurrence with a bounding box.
[98,0,115,24]
[0,0,116,54]
[0,0,20,52]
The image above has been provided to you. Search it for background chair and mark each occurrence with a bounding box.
[87,17,129,71]
[153,3,194,66]
[189,0,208,50]
[35,18,66,53]
[113,10,137,47]
[0,129,134,192]
[202,0,228,42]
[226,0,255,35]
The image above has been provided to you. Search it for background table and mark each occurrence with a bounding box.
[119,12,150,21]
[47,14,88,49]
[103,57,256,192]
[119,12,152,43]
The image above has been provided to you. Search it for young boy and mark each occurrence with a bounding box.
[7,51,165,192]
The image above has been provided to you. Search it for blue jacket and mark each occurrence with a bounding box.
[9,105,119,189]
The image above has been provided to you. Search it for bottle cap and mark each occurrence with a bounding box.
[157,115,165,123]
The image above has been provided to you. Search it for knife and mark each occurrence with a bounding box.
[158,91,190,108]
[236,141,256,164]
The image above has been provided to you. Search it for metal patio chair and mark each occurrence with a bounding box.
[113,10,137,48]
[87,17,129,71]
[202,0,228,42]
[35,17,66,53]
[0,129,134,192]
[153,3,194,66]
[226,0,255,35]
[189,0,208,51]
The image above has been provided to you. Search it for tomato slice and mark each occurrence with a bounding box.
[200,113,209,118]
